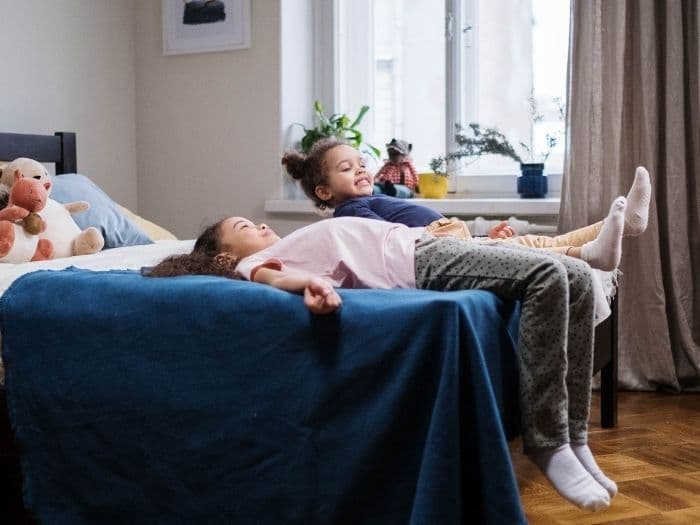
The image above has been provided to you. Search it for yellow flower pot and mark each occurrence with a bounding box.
[418,173,449,199]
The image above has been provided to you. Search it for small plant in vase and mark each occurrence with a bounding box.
[430,96,564,198]
[411,157,447,199]
[514,95,564,198]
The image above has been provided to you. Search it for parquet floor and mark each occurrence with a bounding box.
[510,391,700,524]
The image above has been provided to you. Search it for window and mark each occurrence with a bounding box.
[319,0,570,186]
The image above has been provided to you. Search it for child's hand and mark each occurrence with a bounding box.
[488,221,517,239]
[304,277,342,314]
[254,268,341,313]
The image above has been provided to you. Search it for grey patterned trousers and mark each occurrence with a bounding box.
[414,234,596,449]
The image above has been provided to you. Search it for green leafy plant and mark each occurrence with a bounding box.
[429,95,565,173]
[424,164,452,178]
[429,123,522,174]
[295,100,381,158]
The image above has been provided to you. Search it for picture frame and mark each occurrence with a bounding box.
[162,0,251,55]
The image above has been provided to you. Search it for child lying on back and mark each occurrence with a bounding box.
[147,210,622,512]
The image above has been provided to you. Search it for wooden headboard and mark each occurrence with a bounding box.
[0,131,77,174]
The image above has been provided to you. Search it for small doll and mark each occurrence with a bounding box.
[374,138,419,198]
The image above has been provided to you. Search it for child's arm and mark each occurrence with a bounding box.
[253,267,342,314]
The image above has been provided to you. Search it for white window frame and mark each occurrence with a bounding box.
[313,0,562,197]
[315,0,476,192]
[314,0,375,137]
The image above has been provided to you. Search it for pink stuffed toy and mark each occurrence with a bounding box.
[1,158,104,258]
[0,173,54,262]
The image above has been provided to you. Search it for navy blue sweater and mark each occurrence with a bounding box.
[333,194,443,227]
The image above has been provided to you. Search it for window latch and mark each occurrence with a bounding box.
[463,24,473,47]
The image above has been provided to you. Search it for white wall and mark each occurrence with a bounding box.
[1,0,319,239]
[0,0,138,208]
[135,0,316,239]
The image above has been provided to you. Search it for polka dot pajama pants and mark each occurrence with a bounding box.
[413,234,596,450]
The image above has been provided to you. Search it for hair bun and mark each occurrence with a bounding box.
[281,150,306,180]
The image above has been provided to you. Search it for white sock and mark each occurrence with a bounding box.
[624,166,651,236]
[528,444,611,511]
[571,444,618,498]
[581,197,626,271]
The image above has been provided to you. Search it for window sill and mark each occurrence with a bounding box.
[265,196,560,217]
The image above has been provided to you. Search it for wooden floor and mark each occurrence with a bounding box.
[510,391,700,524]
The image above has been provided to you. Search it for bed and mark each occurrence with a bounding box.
[0,131,618,524]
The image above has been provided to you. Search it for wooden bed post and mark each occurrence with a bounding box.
[55,132,77,174]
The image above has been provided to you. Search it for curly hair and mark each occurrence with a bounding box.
[144,219,239,279]
[281,137,347,209]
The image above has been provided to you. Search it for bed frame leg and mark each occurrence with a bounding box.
[599,296,618,428]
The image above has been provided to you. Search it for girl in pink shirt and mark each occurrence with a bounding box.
[148,210,624,512]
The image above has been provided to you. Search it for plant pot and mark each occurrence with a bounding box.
[418,173,449,199]
[517,163,548,198]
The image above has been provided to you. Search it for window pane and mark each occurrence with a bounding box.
[463,0,569,175]
[350,0,569,175]
[532,0,569,170]
[372,0,445,171]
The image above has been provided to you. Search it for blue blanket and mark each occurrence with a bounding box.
[1,268,524,524]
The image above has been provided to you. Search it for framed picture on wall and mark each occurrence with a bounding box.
[162,0,251,55]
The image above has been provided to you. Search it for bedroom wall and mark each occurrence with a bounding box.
[0,0,138,209]
[135,0,314,239]
[2,1,316,239]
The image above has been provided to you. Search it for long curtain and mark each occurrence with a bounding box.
[560,0,700,391]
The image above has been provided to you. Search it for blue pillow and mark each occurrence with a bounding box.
[50,173,153,249]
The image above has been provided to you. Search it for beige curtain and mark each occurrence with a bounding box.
[561,0,700,391]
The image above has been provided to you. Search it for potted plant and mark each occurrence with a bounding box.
[430,96,564,198]
[294,100,381,158]
[419,159,451,199]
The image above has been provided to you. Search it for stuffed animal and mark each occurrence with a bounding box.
[0,157,51,188]
[1,158,104,258]
[374,138,419,198]
[0,175,54,262]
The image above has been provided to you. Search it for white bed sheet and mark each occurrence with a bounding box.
[0,240,195,298]
[0,238,616,316]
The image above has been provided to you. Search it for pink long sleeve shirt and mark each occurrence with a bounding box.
[236,217,425,289]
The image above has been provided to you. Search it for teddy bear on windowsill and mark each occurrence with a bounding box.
[373,138,419,199]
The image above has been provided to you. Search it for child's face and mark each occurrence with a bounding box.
[218,217,281,259]
[315,145,374,205]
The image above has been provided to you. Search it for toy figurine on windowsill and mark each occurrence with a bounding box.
[374,138,419,198]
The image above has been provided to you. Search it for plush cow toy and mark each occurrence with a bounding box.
[0,173,54,262]
[0,158,104,259]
